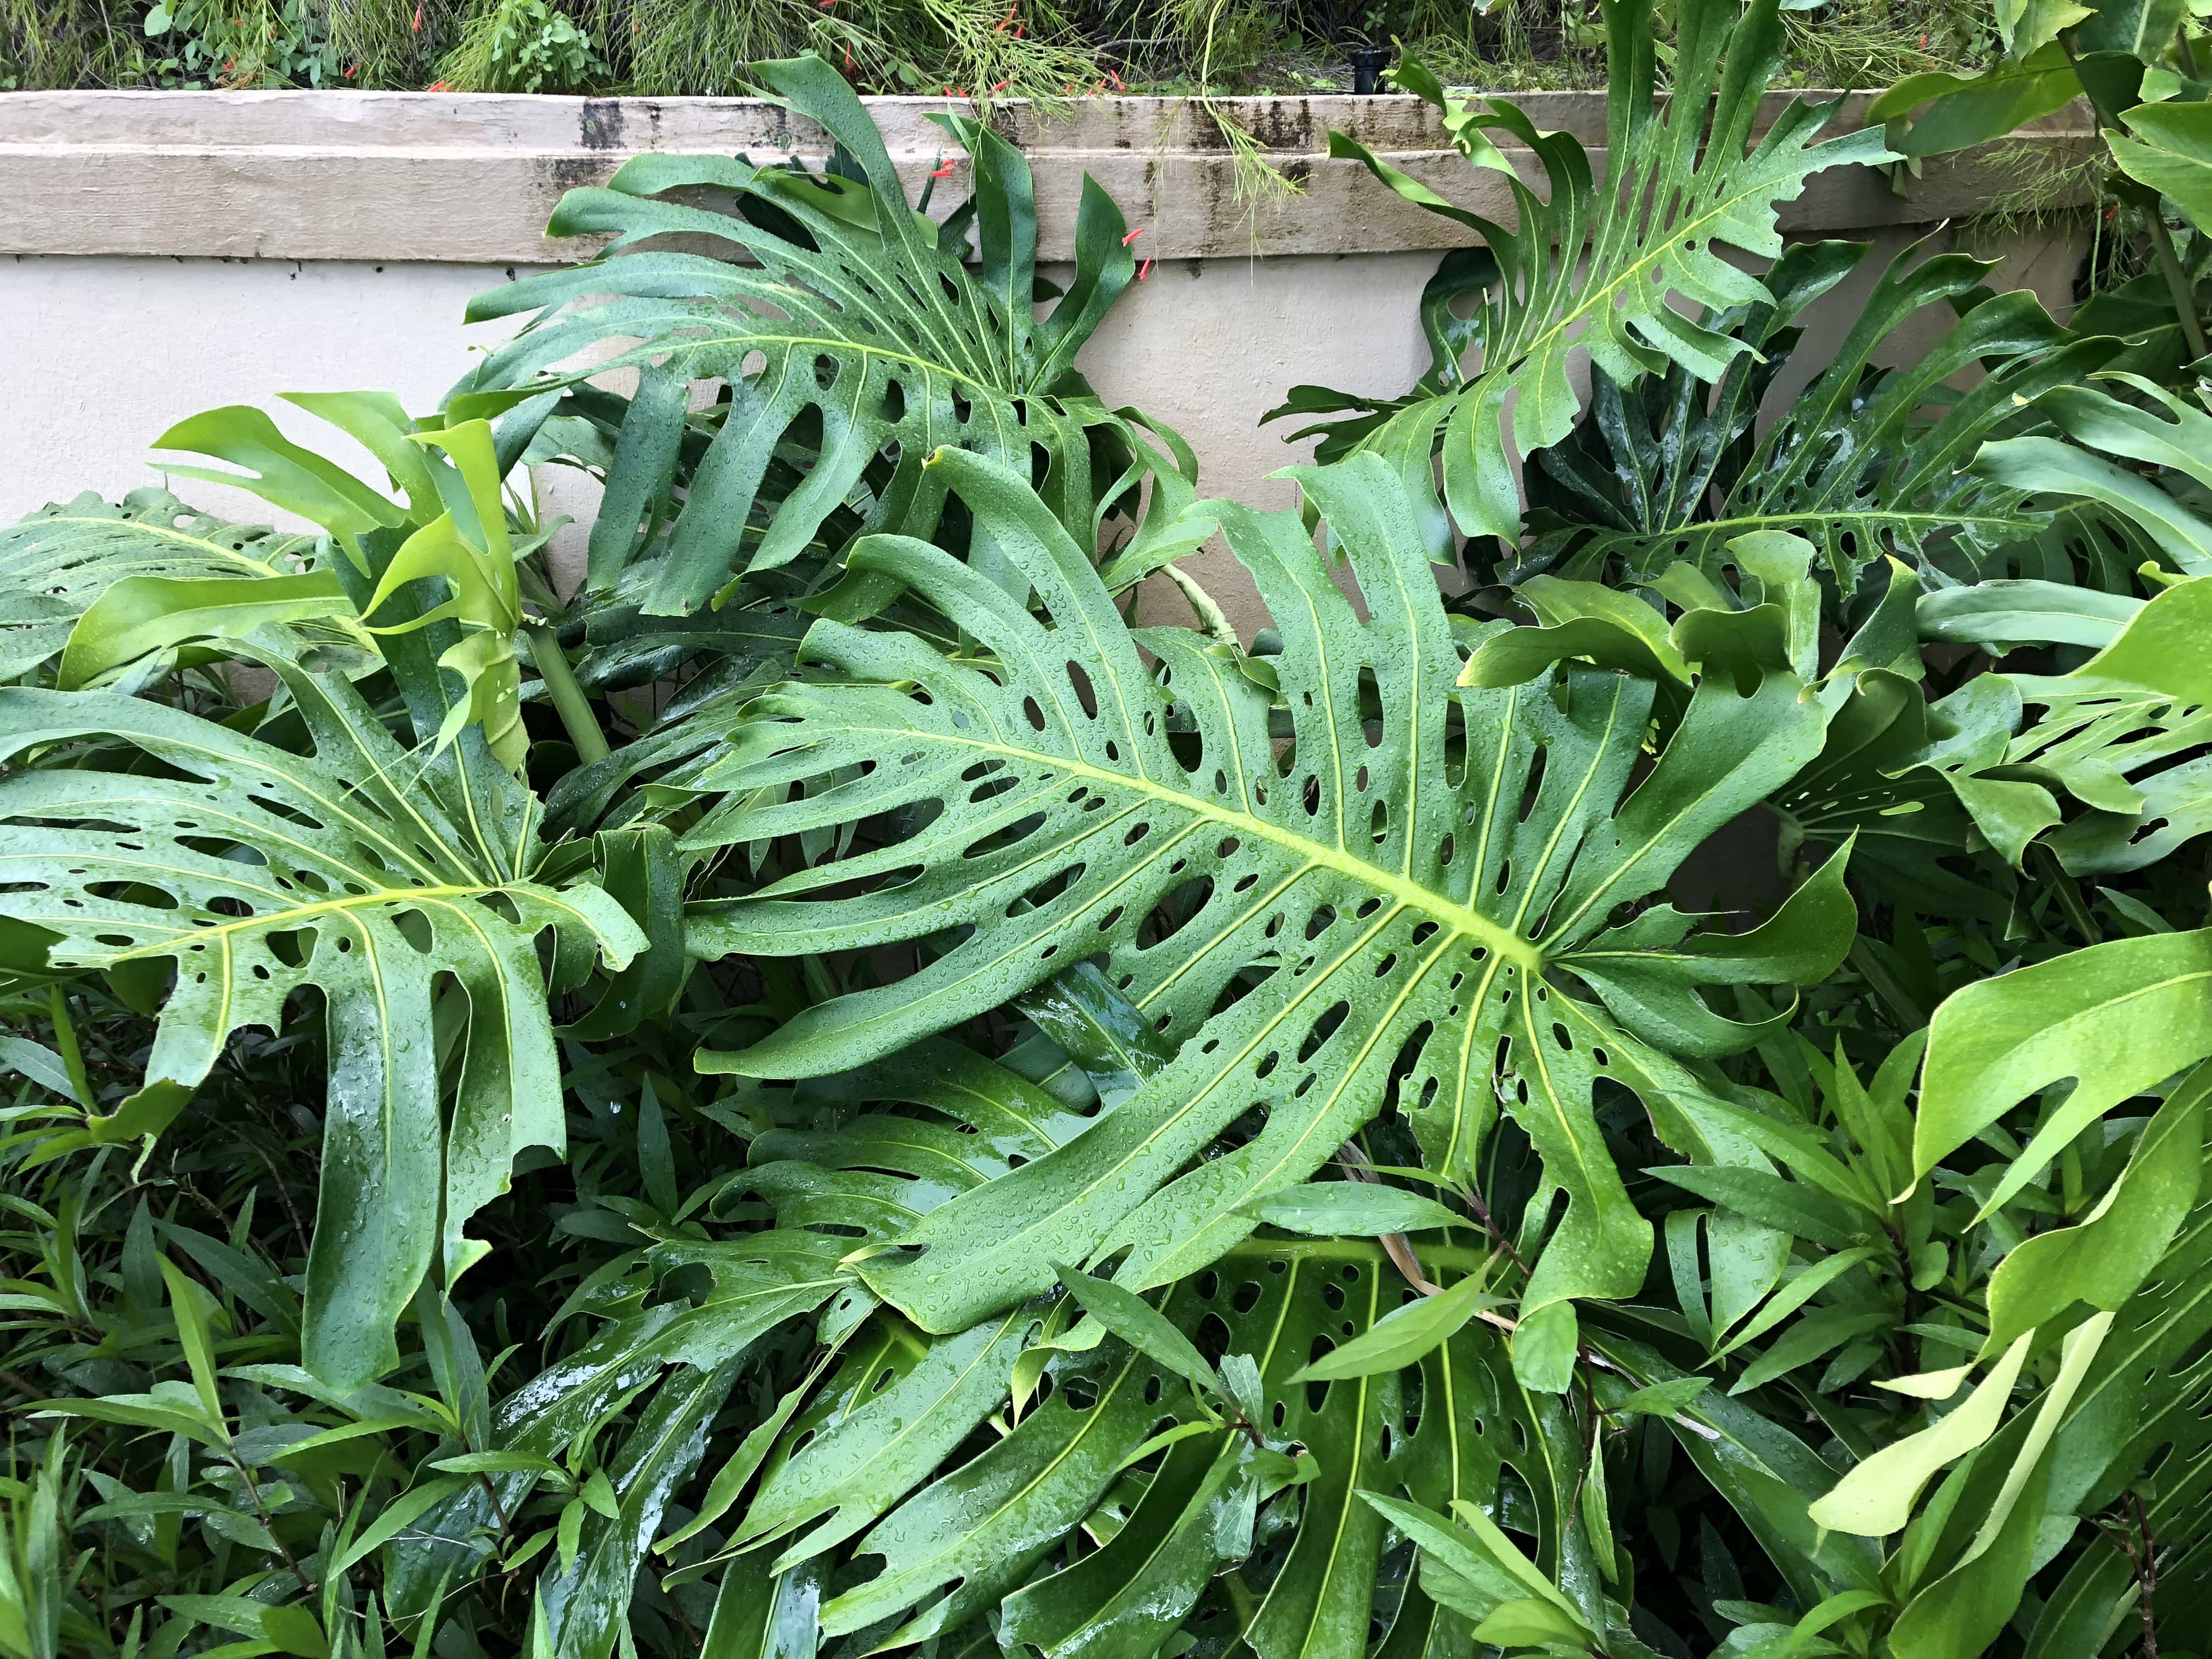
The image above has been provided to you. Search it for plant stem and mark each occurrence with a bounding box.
[48,984,93,1110]
[1459,1177,1533,1277]
[2063,29,2210,359]
[2132,1491,2160,1659]
[2145,210,2211,362]
[222,1442,314,1594]
[2179,25,2200,79]
[523,625,610,764]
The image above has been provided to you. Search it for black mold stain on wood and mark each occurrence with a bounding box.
[579,99,625,150]
[549,155,612,190]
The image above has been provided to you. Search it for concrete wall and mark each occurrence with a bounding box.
[1,88,2096,612]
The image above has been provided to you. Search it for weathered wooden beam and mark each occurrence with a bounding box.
[0,89,2096,264]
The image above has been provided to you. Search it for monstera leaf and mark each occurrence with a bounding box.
[678,448,1852,1361]
[0,489,345,681]
[1977,578,2212,873]
[0,650,644,1386]
[1312,0,1891,541]
[1520,239,2125,600]
[805,1242,1567,1659]
[457,51,1143,617]
[1976,374,2212,578]
[498,967,1594,1659]
[1507,240,1865,578]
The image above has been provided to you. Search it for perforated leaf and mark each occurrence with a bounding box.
[1525,240,2120,599]
[682,448,1845,1338]
[459,52,1141,616]
[1321,0,1891,540]
[0,490,337,680]
[0,655,643,1386]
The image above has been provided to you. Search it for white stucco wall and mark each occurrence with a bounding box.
[3,247,1450,606]
[2,223,2080,533]
[8,254,536,524]
[2,89,2092,632]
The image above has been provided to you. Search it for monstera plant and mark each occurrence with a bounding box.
[8,9,2212,1659]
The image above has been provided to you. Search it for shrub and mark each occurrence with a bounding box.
[5,5,2212,1659]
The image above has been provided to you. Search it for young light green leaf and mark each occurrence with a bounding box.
[1886,1314,2114,1659]
[1509,1299,1579,1394]
[1471,1596,1593,1650]
[1874,1363,1974,1401]
[58,571,360,691]
[1808,1335,2032,1536]
[1915,928,2212,1216]
[1982,1065,2208,1351]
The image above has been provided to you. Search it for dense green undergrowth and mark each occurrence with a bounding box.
[14,3,2212,1659]
[4,0,1993,97]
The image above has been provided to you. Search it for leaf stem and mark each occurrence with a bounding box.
[523,625,610,764]
[2144,211,2210,362]
[221,1442,315,1595]
[1163,563,1242,651]
[48,985,94,1110]
[2132,1491,2160,1659]
[2063,28,2210,360]
[1459,1177,1533,1277]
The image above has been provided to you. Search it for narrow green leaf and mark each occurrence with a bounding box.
[157,1259,224,1431]
[333,1478,471,1574]
[1289,1273,1499,1381]
[1716,1249,1881,1358]
[1054,1265,1220,1395]
[1239,1183,1463,1237]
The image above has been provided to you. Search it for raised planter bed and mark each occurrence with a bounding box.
[0,87,2097,262]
